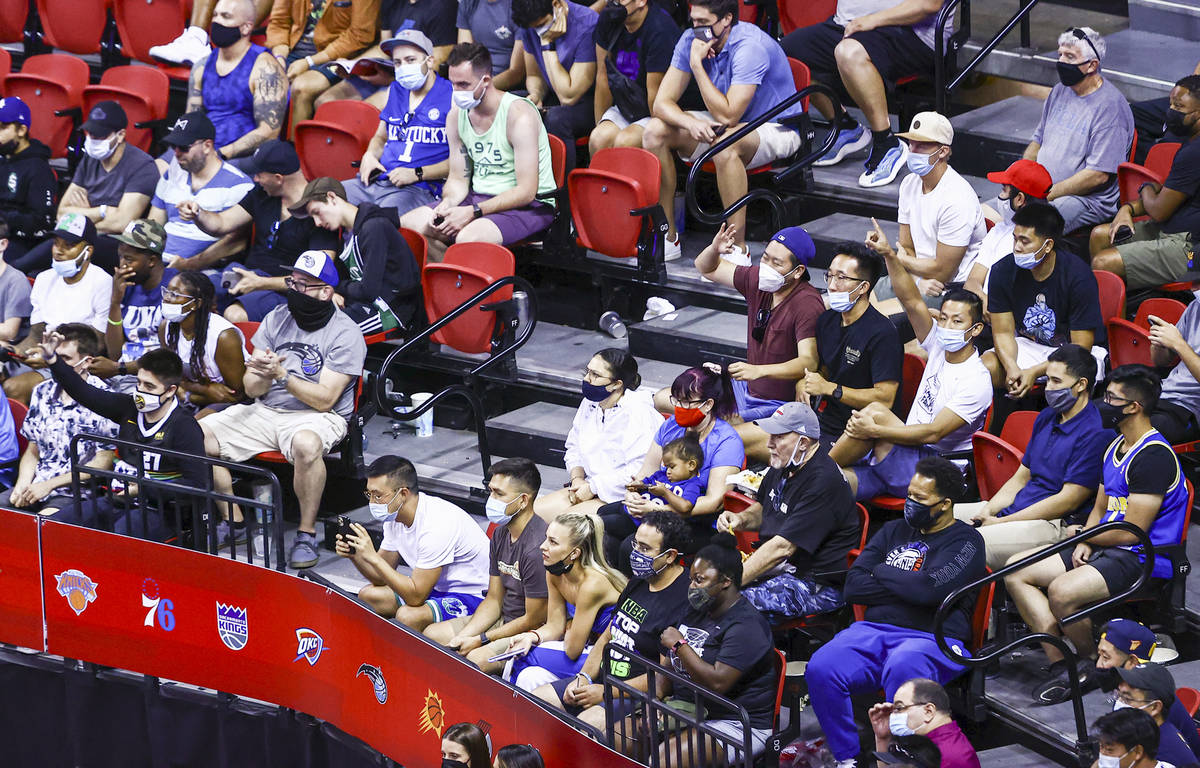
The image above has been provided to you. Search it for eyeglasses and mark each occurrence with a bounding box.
[1064,27,1100,62]
[1102,391,1140,407]
[160,286,197,303]
[889,700,929,713]
[171,140,204,154]
[826,272,865,287]
[1106,692,1151,708]
[582,368,613,383]
[751,306,771,343]
[669,396,707,409]
[363,487,405,504]
[284,277,324,293]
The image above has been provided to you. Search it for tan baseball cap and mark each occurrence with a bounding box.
[897,111,954,145]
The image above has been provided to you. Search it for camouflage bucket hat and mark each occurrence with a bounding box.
[113,218,167,256]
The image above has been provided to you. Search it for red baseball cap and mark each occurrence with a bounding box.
[986,159,1052,199]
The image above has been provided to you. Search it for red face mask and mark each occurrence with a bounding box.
[674,405,707,427]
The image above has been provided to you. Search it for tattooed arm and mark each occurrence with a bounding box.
[218,52,288,159]
[185,57,206,113]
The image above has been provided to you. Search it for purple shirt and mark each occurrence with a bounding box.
[927,721,981,768]
[517,1,598,87]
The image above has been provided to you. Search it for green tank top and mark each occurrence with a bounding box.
[458,92,556,204]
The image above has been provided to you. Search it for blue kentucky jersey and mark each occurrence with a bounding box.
[1100,430,1188,578]
[379,75,452,194]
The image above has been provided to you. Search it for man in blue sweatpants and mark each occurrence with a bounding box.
[806,456,987,767]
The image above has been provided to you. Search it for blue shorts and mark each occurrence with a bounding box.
[852,444,936,500]
[731,379,784,422]
[395,589,483,623]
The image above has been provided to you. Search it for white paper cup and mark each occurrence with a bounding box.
[411,392,434,437]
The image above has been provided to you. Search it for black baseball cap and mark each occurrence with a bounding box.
[163,111,216,147]
[245,139,300,175]
[1117,663,1177,708]
[81,101,128,137]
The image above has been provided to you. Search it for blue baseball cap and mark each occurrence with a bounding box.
[1101,619,1157,661]
[0,97,31,128]
[770,226,815,265]
[291,250,340,287]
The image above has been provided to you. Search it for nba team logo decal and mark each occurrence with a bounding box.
[356,663,388,704]
[293,628,329,666]
[216,602,248,650]
[55,569,98,616]
[417,690,445,737]
[141,578,175,631]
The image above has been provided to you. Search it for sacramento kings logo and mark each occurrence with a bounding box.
[216,602,248,650]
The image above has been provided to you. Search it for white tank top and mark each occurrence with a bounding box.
[173,313,246,383]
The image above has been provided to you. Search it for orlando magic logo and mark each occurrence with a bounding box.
[294,628,330,666]
[216,602,248,650]
[357,663,388,704]
[275,342,324,376]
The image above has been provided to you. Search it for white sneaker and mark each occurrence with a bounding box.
[150,26,211,66]
[663,232,682,261]
[720,244,751,266]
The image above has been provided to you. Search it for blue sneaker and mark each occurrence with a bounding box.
[858,141,909,188]
[813,123,871,167]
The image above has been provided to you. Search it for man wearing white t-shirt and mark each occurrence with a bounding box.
[337,455,490,631]
[872,112,985,315]
[832,219,992,500]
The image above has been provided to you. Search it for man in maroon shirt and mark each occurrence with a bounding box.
[869,678,981,768]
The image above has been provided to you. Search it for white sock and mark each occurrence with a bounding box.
[836,760,856,768]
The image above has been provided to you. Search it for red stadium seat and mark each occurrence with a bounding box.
[1118,143,1181,207]
[233,321,259,354]
[400,227,427,274]
[36,0,109,55]
[1107,317,1153,368]
[1094,269,1126,324]
[113,0,194,77]
[1133,297,1187,329]
[0,0,29,43]
[723,489,759,553]
[568,147,660,259]
[0,48,10,92]
[4,54,90,158]
[547,133,565,186]
[779,0,836,34]
[973,432,1022,501]
[998,410,1038,452]
[898,352,925,420]
[788,58,811,112]
[293,100,381,181]
[82,65,171,153]
[423,242,515,354]
[1178,687,1200,717]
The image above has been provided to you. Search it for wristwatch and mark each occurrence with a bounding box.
[479,632,489,645]
[472,203,484,219]
[414,166,424,181]
[276,370,291,387]
[98,204,109,220]
[118,361,127,375]
[831,384,843,401]
[672,638,688,652]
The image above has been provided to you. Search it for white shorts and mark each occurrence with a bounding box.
[1014,336,1108,374]
[678,110,802,169]
[598,105,652,131]
[700,719,771,761]
[202,402,348,463]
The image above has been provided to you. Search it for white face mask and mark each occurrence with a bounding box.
[133,387,170,413]
[828,282,865,313]
[533,12,557,36]
[485,495,520,525]
[888,710,915,737]
[395,62,426,90]
[83,134,117,161]
[452,77,485,111]
[757,262,798,293]
[935,323,974,353]
[52,251,86,279]
[996,195,1015,224]
[1097,749,1132,768]
[161,301,192,322]
[368,488,402,521]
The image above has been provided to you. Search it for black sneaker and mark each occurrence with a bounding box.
[1033,658,1098,705]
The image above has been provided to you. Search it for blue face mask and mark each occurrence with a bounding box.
[889,710,915,737]
[934,323,975,353]
[52,251,86,278]
[485,495,520,525]
[1014,242,1049,270]
[582,380,611,402]
[1045,383,1079,414]
[906,148,941,177]
[629,548,672,579]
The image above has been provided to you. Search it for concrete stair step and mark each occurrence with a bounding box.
[950,96,1043,179]
[628,305,749,369]
[1130,0,1200,41]
[485,402,577,468]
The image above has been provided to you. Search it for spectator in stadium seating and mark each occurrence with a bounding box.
[442,722,492,768]
[807,456,987,768]
[424,458,549,674]
[836,224,991,501]
[338,455,490,629]
[533,509,690,731]
[458,0,525,90]
[963,159,1052,312]
[803,243,901,447]
[869,678,980,768]
[980,203,1105,398]
[13,102,159,275]
[1023,27,1134,233]
[718,402,859,619]
[159,272,248,409]
[1092,708,1171,768]
[0,97,55,264]
[655,532,776,763]
[201,251,367,568]
[184,0,288,164]
[151,0,274,66]
[177,139,339,324]
[0,220,33,350]
[1007,365,1188,703]
[1130,61,1200,164]
[495,745,545,768]
[872,112,985,315]
[405,43,557,262]
[1,324,117,515]
[291,180,421,335]
[150,113,255,270]
[1114,663,1200,768]
[1090,76,1200,289]
[1146,301,1200,444]
[343,31,451,214]
[513,0,599,174]
[536,348,662,521]
[954,344,1108,570]
[872,735,942,768]
[505,512,625,690]
[644,0,804,262]
[781,0,957,189]
[268,0,381,125]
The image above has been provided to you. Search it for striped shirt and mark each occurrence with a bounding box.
[152,159,254,260]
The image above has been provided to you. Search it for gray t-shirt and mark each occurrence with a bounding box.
[457,0,515,76]
[252,305,367,417]
[489,513,549,623]
[71,145,159,208]
[1161,300,1200,421]
[0,266,33,337]
[1031,80,1134,217]
[834,0,952,49]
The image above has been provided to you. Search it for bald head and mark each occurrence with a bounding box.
[214,0,256,26]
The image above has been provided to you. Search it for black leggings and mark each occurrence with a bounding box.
[597,500,717,578]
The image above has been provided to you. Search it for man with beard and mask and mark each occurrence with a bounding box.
[342,30,452,214]
[0,97,56,264]
[150,112,255,270]
[14,102,159,274]
[1007,365,1188,705]
[1023,27,1134,233]
[1091,76,1200,289]
[291,178,421,335]
[955,344,1111,571]
[980,202,1105,399]
[964,159,1052,312]
[868,678,980,768]
[184,0,287,164]
[178,140,339,323]
[807,456,986,768]
[716,402,860,619]
[200,251,367,569]
[337,455,490,628]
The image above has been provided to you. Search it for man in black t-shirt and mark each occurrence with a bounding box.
[719,402,860,620]
[801,244,902,445]
[178,140,339,323]
[1091,75,1200,289]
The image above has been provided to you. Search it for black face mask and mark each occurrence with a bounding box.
[903,497,943,530]
[598,1,628,35]
[545,551,576,576]
[1166,108,1193,137]
[287,288,335,331]
[1094,666,1121,693]
[210,21,243,48]
[1096,401,1132,431]
[0,139,17,155]
[442,761,470,768]
[1056,60,1088,87]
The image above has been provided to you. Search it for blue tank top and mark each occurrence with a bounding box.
[379,76,452,195]
[202,44,268,149]
[1099,430,1188,578]
[566,598,618,636]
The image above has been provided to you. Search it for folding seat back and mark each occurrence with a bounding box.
[568,147,659,259]
[4,54,90,158]
[36,0,108,54]
[113,0,191,65]
[1107,317,1153,368]
[973,432,1023,501]
[423,243,515,354]
[293,100,380,181]
[0,0,28,43]
[82,65,170,152]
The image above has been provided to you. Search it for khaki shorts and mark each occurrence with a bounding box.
[679,110,803,169]
[1118,221,1193,289]
[954,503,1070,570]
[202,402,347,463]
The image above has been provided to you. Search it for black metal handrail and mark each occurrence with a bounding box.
[932,521,1154,759]
[374,275,538,475]
[934,0,1040,113]
[685,83,845,230]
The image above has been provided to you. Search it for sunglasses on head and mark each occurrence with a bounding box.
[1065,27,1100,62]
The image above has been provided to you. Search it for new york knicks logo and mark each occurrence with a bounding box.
[293,628,329,666]
[55,569,98,616]
[418,690,445,737]
[216,602,248,650]
[357,663,388,704]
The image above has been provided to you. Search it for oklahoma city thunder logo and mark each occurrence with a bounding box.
[55,569,98,615]
[293,628,330,666]
[417,690,446,737]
